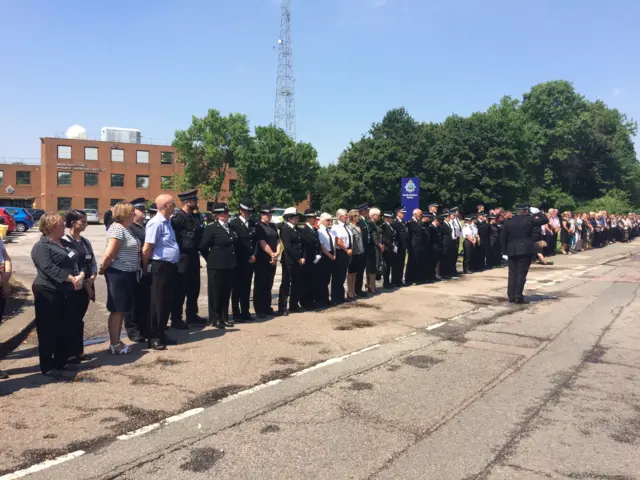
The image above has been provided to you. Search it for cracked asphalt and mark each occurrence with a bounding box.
[1,236,639,479]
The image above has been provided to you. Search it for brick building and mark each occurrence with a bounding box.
[0,137,238,212]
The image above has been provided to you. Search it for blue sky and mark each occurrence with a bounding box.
[1,0,638,165]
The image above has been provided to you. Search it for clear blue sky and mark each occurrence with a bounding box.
[1,0,638,165]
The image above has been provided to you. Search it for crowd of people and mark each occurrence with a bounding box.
[10,190,640,378]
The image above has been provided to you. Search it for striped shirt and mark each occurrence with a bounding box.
[106,223,140,272]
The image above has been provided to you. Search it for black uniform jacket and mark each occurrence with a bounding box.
[500,214,549,257]
[440,221,454,251]
[229,216,258,263]
[280,223,304,265]
[476,221,490,247]
[199,220,237,270]
[381,222,397,252]
[392,218,409,250]
[429,224,443,253]
[300,224,321,264]
[407,218,426,253]
[489,223,500,246]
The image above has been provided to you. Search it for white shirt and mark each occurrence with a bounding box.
[238,215,248,226]
[318,225,334,253]
[451,219,461,239]
[470,223,478,238]
[462,224,474,240]
[331,220,351,249]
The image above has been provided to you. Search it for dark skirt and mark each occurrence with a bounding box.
[105,268,137,313]
[349,253,366,274]
[365,247,377,274]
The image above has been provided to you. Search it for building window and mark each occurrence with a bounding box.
[57,145,72,159]
[111,173,124,187]
[57,197,72,211]
[161,176,173,190]
[16,171,31,185]
[110,199,123,206]
[229,179,238,193]
[136,175,150,189]
[84,147,98,161]
[136,150,149,164]
[0,170,3,185]
[84,198,99,211]
[111,148,124,162]
[57,172,72,185]
[161,152,174,164]
[84,172,98,186]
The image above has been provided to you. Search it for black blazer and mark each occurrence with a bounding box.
[477,221,490,245]
[300,224,321,263]
[280,223,304,265]
[500,214,549,257]
[441,222,454,250]
[408,218,428,253]
[429,224,442,253]
[381,222,397,252]
[199,221,237,270]
[392,218,409,250]
[229,216,258,263]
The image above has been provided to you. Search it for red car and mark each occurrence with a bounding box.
[0,208,17,232]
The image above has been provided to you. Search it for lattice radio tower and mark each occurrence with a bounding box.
[274,0,296,140]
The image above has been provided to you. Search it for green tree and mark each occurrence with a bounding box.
[172,109,252,201]
[233,125,320,208]
[580,189,633,214]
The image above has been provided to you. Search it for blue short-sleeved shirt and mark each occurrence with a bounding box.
[145,213,180,264]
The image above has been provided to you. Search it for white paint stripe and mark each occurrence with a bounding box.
[426,322,447,331]
[117,423,161,440]
[292,344,381,377]
[220,380,282,403]
[118,408,206,440]
[409,332,418,336]
[0,451,85,480]
[163,408,204,424]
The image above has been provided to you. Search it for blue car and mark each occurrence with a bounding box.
[0,207,35,232]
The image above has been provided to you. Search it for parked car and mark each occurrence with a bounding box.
[84,209,101,224]
[271,207,286,225]
[27,208,45,223]
[0,208,17,232]
[0,207,34,232]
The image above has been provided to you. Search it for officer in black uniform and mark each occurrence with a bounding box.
[104,208,113,230]
[500,204,548,304]
[149,203,157,221]
[170,189,205,328]
[230,199,258,322]
[391,207,409,287]
[425,212,440,282]
[199,202,237,328]
[124,198,149,342]
[488,214,501,267]
[476,211,490,271]
[300,208,322,310]
[381,212,397,289]
[253,205,281,318]
[355,203,374,297]
[278,207,304,315]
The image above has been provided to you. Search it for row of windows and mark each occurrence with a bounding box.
[0,170,31,185]
[56,172,173,190]
[57,145,174,165]
[56,197,126,212]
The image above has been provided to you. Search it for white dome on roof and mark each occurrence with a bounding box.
[66,124,87,140]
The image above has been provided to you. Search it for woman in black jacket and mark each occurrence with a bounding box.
[199,202,237,329]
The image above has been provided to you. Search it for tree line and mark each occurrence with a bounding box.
[173,80,639,214]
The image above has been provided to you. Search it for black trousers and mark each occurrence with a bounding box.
[463,240,474,273]
[355,246,373,294]
[67,288,90,358]
[149,261,177,340]
[507,254,532,302]
[382,251,395,286]
[232,261,255,317]
[391,247,406,286]
[426,252,439,280]
[33,285,71,374]
[331,250,349,304]
[171,251,201,324]
[316,256,332,305]
[279,259,302,312]
[301,261,318,308]
[125,272,151,337]
[208,268,235,323]
[476,244,487,270]
[254,261,276,315]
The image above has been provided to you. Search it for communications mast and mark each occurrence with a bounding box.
[274,0,296,140]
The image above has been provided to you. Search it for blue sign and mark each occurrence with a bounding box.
[401,177,420,216]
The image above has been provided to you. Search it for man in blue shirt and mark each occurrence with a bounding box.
[143,194,180,350]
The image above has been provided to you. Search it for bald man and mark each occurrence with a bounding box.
[143,194,180,350]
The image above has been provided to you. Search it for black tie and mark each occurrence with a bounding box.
[346,227,352,249]
[328,230,334,254]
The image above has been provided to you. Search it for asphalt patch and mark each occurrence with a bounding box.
[43,434,57,439]
[185,384,247,410]
[339,302,381,310]
[272,357,298,365]
[111,405,169,435]
[73,373,104,383]
[333,318,375,331]
[348,381,374,391]
[610,405,640,445]
[260,424,281,434]
[260,368,298,383]
[386,364,401,372]
[153,358,184,367]
[584,345,608,364]
[180,447,225,473]
[403,355,443,369]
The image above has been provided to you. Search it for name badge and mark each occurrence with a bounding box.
[85,254,92,260]
[68,251,76,258]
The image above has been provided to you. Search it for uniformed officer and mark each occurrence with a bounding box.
[278,207,305,315]
[300,208,322,310]
[230,199,258,322]
[104,208,114,230]
[391,207,409,287]
[462,215,477,274]
[170,189,205,328]
[488,214,501,267]
[355,203,374,297]
[199,202,237,328]
[425,212,440,282]
[476,211,490,271]
[380,212,397,289]
[148,203,157,222]
[124,198,150,342]
[500,204,549,304]
[254,205,281,318]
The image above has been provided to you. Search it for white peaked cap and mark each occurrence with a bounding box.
[283,207,298,217]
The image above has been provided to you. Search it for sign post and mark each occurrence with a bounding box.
[401,177,420,217]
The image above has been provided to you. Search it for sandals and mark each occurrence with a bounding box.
[108,343,132,355]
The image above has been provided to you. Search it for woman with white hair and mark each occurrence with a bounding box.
[330,209,352,304]
[317,212,336,307]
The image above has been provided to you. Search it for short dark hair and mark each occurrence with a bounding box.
[65,209,87,228]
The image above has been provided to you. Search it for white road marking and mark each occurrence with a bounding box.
[291,344,381,377]
[117,423,161,440]
[0,451,85,479]
[163,408,204,424]
[426,322,447,331]
[118,408,206,440]
[220,380,282,403]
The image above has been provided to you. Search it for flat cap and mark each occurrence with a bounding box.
[355,202,370,211]
[149,203,157,213]
[394,206,407,214]
[239,199,255,211]
[130,197,146,209]
[303,208,317,217]
[383,212,393,218]
[258,204,273,214]
[211,202,229,214]
[282,207,298,218]
[428,202,439,207]
[515,203,530,210]
[422,212,435,219]
[178,189,198,202]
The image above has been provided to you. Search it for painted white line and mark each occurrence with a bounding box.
[426,322,447,331]
[163,408,204,424]
[291,344,381,377]
[220,380,282,403]
[118,408,206,440]
[409,332,418,336]
[117,423,161,440]
[1,451,85,480]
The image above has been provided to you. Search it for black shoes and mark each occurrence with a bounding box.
[148,340,167,351]
[171,321,189,330]
[0,369,9,379]
[515,299,530,305]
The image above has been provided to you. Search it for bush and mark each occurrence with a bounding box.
[579,189,633,214]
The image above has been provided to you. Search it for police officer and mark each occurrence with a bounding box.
[278,207,304,315]
[300,208,322,310]
[230,199,258,322]
[124,198,149,342]
[391,207,409,287]
[199,202,237,328]
[476,211,490,271]
[380,212,397,289]
[425,212,440,282]
[170,189,205,328]
[500,204,549,304]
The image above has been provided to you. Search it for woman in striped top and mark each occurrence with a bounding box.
[99,202,141,355]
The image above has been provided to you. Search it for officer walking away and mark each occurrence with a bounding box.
[500,204,548,304]
[300,208,322,310]
[381,212,397,289]
[230,199,258,322]
[278,208,305,315]
[199,202,237,328]
[124,198,149,343]
[391,207,409,287]
[170,189,205,328]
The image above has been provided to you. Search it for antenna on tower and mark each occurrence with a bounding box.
[274,0,296,140]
